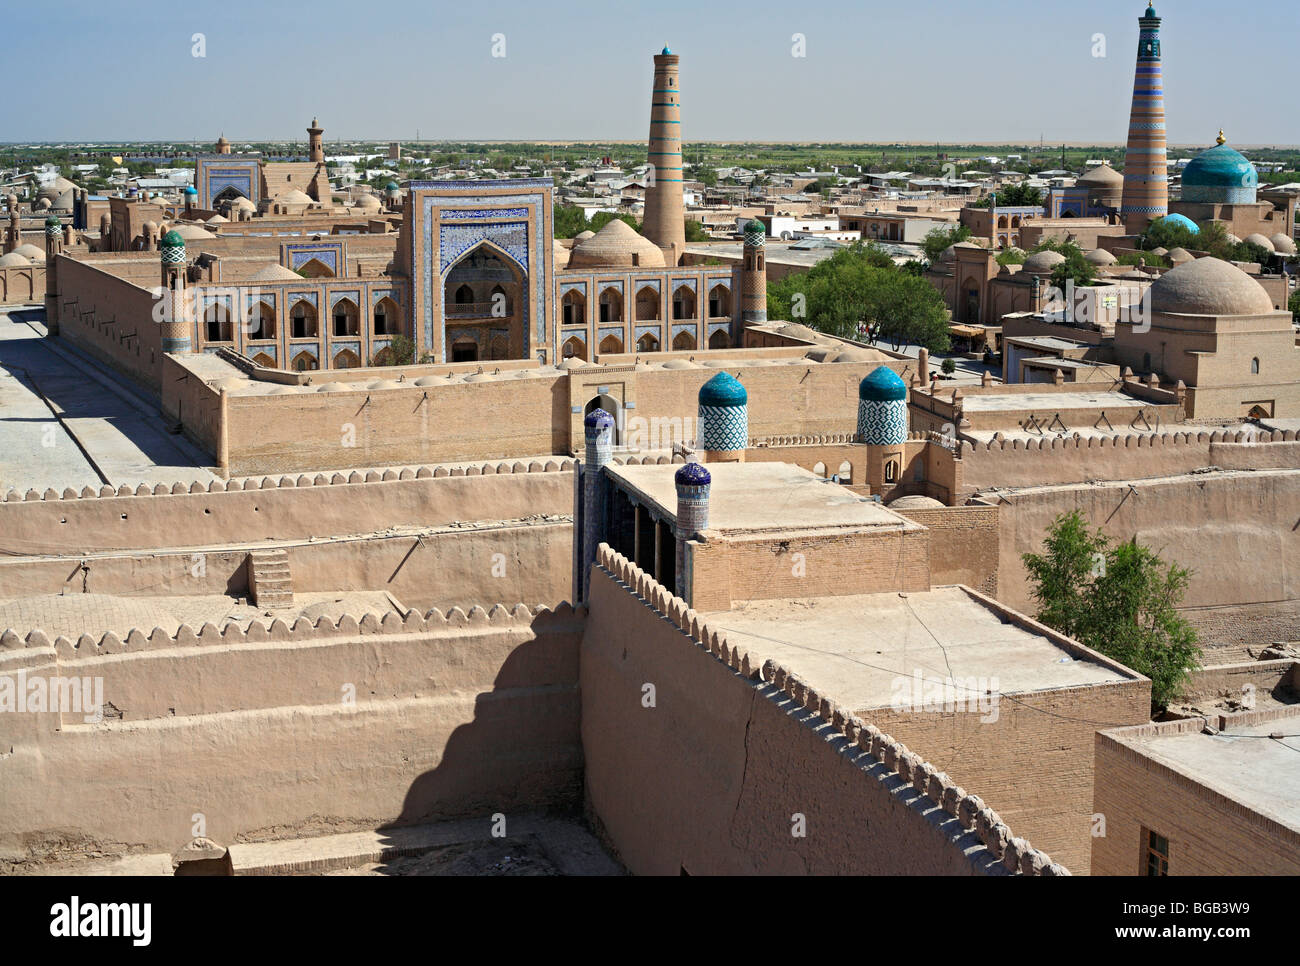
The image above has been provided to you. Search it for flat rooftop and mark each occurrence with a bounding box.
[1111,714,1300,832]
[703,585,1134,712]
[961,390,1148,413]
[606,461,914,535]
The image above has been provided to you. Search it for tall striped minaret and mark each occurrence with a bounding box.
[643,46,686,265]
[1120,4,1169,233]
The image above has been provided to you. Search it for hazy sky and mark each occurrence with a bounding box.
[6,0,1297,146]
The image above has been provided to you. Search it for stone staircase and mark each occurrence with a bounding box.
[248,548,294,610]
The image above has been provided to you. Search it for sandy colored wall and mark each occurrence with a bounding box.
[685,524,931,612]
[160,353,223,456]
[0,265,44,305]
[992,468,1300,647]
[962,431,1300,495]
[0,462,574,556]
[54,256,165,394]
[1181,659,1298,707]
[0,522,571,614]
[1092,711,1300,875]
[223,374,570,475]
[893,504,999,597]
[581,549,1064,875]
[0,604,584,864]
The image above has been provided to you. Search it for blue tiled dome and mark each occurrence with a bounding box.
[858,365,907,402]
[1181,137,1257,204]
[1156,213,1199,234]
[698,371,747,408]
[584,408,615,428]
[674,462,711,486]
[183,186,198,196]
[661,45,672,55]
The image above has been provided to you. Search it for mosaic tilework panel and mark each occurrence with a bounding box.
[698,406,748,451]
[329,290,361,310]
[443,208,530,221]
[438,223,528,275]
[857,398,908,446]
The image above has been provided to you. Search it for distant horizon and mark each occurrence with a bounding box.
[5,0,1297,144]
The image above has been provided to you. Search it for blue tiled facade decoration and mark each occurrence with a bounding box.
[698,371,748,451]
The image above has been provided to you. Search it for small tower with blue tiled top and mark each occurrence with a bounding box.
[44,215,63,334]
[697,371,748,462]
[159,229,192,354]
[673,461,711,602]
[578,408,616,601]
[857,365,909,495]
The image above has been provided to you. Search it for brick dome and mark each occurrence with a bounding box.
[567,218,666,269]
[1149,257,1274,316]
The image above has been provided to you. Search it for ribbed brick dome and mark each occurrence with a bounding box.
[567,218,666,269]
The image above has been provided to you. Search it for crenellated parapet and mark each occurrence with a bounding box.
[0,458,578,505]
[592,542,1069,876]
[2,601,580,660]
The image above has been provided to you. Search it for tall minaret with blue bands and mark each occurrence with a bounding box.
[1120,4,1168,233]
[643,46,686,266]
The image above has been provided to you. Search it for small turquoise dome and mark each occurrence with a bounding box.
[661,45,672,55]
[675,462,711,486]
[183,186,198,196]
[858,366,907,402]
[1156,212,1199,234]
[698,371,747,408]
[584,408,615,429]
[386,181,399,192]
[1181,137,1257,204]
[45,214,60,228]
[1145,4,1156,17]
[161,229,185,248]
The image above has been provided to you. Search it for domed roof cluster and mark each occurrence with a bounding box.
[566,218,665,269]
[1149,257,1275,317]
[1271,233,1296,254]
[1243,233,1275,252]
[1181,133,1258,204]
[858,365,907,402]
[1085,248,1118,266]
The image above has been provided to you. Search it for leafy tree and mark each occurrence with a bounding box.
[1048,243,1097,291]
[684,219,711,242]
[1289,290,1300,323]
[1117,251,1168,269]
[1023,511,1201,712]
[940,357,956,375]
[988,182,1043,207]
[996,248,1026,267]
[378,334,415,366]
[921,224,972,264]
[1140,218,1198,253]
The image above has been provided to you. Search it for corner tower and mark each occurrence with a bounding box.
[857,366,909,495]
[1120,4,1168,233]
[739,219,767,326]
[642,46,686,265]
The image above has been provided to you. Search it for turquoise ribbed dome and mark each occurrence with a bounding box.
[661,45,672,55]
[1156,213,1199,234]
[1181,139,1257,204]
[858,366,907,402]
[698,371,747,407]
[160,229,185,248]
[183,186,198,196]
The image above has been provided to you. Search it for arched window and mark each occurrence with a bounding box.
[672,286,696,320]
[562,289,586,326]
[489,284,509,316]
[1251,357,1260,374]
[599,334,623,355]
[204,303,232,343]
[292,351,317,372]
[291,301,318,338]
[637,332,659,353]
[672,330,696,351]
[838,461,852,484]
[298,258,334,278]
[455,283,474,305]
[373,296,399,335]
[332,298,359,337]
[884,460,896,484]
[334,348,360,369]
[247,300,275,340]
[562,335,587,361]
[708,284,730,318]
[599,288,623,324]
[708,329,730,349]
[813,462,826,477]
[635,286,659,322]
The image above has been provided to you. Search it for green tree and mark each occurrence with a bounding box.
[921,224,972,264]
[1140,218,1198,252]
[1023,511,1201,712]
[1289,290,1300,323]
[989,182,1043,207]
[684,219,711,242]
[940,357,956,375]
[1048,243,1097,291]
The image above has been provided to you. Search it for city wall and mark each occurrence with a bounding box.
[53,256,165,395]
[0,603,585,865]
[580,546,1068,875]
[0,265,44,305]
